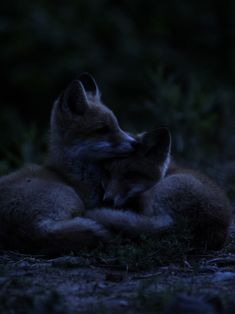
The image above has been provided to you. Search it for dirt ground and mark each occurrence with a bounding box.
[1,223,235,314]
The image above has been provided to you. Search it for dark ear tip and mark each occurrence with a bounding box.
[153,125,170,132]
[151,127,171,139]
[69,79,83,88]
[77,73,99,96]
[78,72,95,81]
[66,80,86,97]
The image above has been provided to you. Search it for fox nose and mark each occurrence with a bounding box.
[120,130,136,145]
[103,195,114,207]
[131,139,139,148]
[118,131,137,152]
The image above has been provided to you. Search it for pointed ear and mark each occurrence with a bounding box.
[62,80,89,115]
[142,127,171,162]
[78,73,100,100]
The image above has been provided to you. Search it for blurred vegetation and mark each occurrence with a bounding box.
[0,1,234,189]
[79,218,194,271]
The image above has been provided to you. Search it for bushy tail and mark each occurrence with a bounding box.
[36,216,111,254]
[85,208,173,239]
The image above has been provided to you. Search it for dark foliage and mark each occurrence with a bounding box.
[0,1,234,194]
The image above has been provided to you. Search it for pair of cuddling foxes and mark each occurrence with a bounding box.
[0,74,232,254]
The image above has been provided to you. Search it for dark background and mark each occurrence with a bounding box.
[0,0,234,192]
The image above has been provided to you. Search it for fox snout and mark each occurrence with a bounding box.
[112,130,136,154]
[103,191,127,208]
[103,194,114,207]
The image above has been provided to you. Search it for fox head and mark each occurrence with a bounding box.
[49,73,135,161]
[102,128,171,207]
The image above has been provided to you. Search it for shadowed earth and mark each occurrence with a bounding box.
[0,219,235,314]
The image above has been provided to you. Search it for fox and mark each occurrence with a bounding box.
[0,73,136,254]
[86,128,232,250]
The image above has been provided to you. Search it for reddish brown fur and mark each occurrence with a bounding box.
[92,131,232,250]
[0,74,135,254]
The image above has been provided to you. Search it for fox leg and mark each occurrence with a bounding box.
[37,216,111,254]
[85,208,174,239]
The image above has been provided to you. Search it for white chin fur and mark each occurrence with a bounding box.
[114,185,145,207]
[120,130,136,143]
[128,185,146,198]
[160,153,171,178]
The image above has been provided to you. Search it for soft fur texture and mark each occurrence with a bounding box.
[95,129,232,250]
[0,74,135,253]
[86,208,173,238]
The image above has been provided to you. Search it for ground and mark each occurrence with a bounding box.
[1,221,235,314]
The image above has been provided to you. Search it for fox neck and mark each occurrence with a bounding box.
[46,147,104,209]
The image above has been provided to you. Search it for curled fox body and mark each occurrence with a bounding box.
[87,128,232,250]
[0,74,135,253]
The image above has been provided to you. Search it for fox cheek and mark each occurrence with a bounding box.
[111,129,136,152]
[127,185,146,199]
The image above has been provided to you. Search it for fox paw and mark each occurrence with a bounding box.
[150,214,174,233]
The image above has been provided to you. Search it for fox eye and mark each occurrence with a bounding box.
[102,169,110,181]
[125,171,151,181]
[101,180,106,190]
[96,126,110,135]
[125,171,142,180]
[101,174,109,190]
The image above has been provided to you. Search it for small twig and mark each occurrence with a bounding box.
[207,256,235,266]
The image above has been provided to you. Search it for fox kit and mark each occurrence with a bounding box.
[0,73,135,254]
[87,128,232,250]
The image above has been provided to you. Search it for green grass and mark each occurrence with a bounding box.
[0,289,67,314]
[72,215,235,272]
[73,219,196,271]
